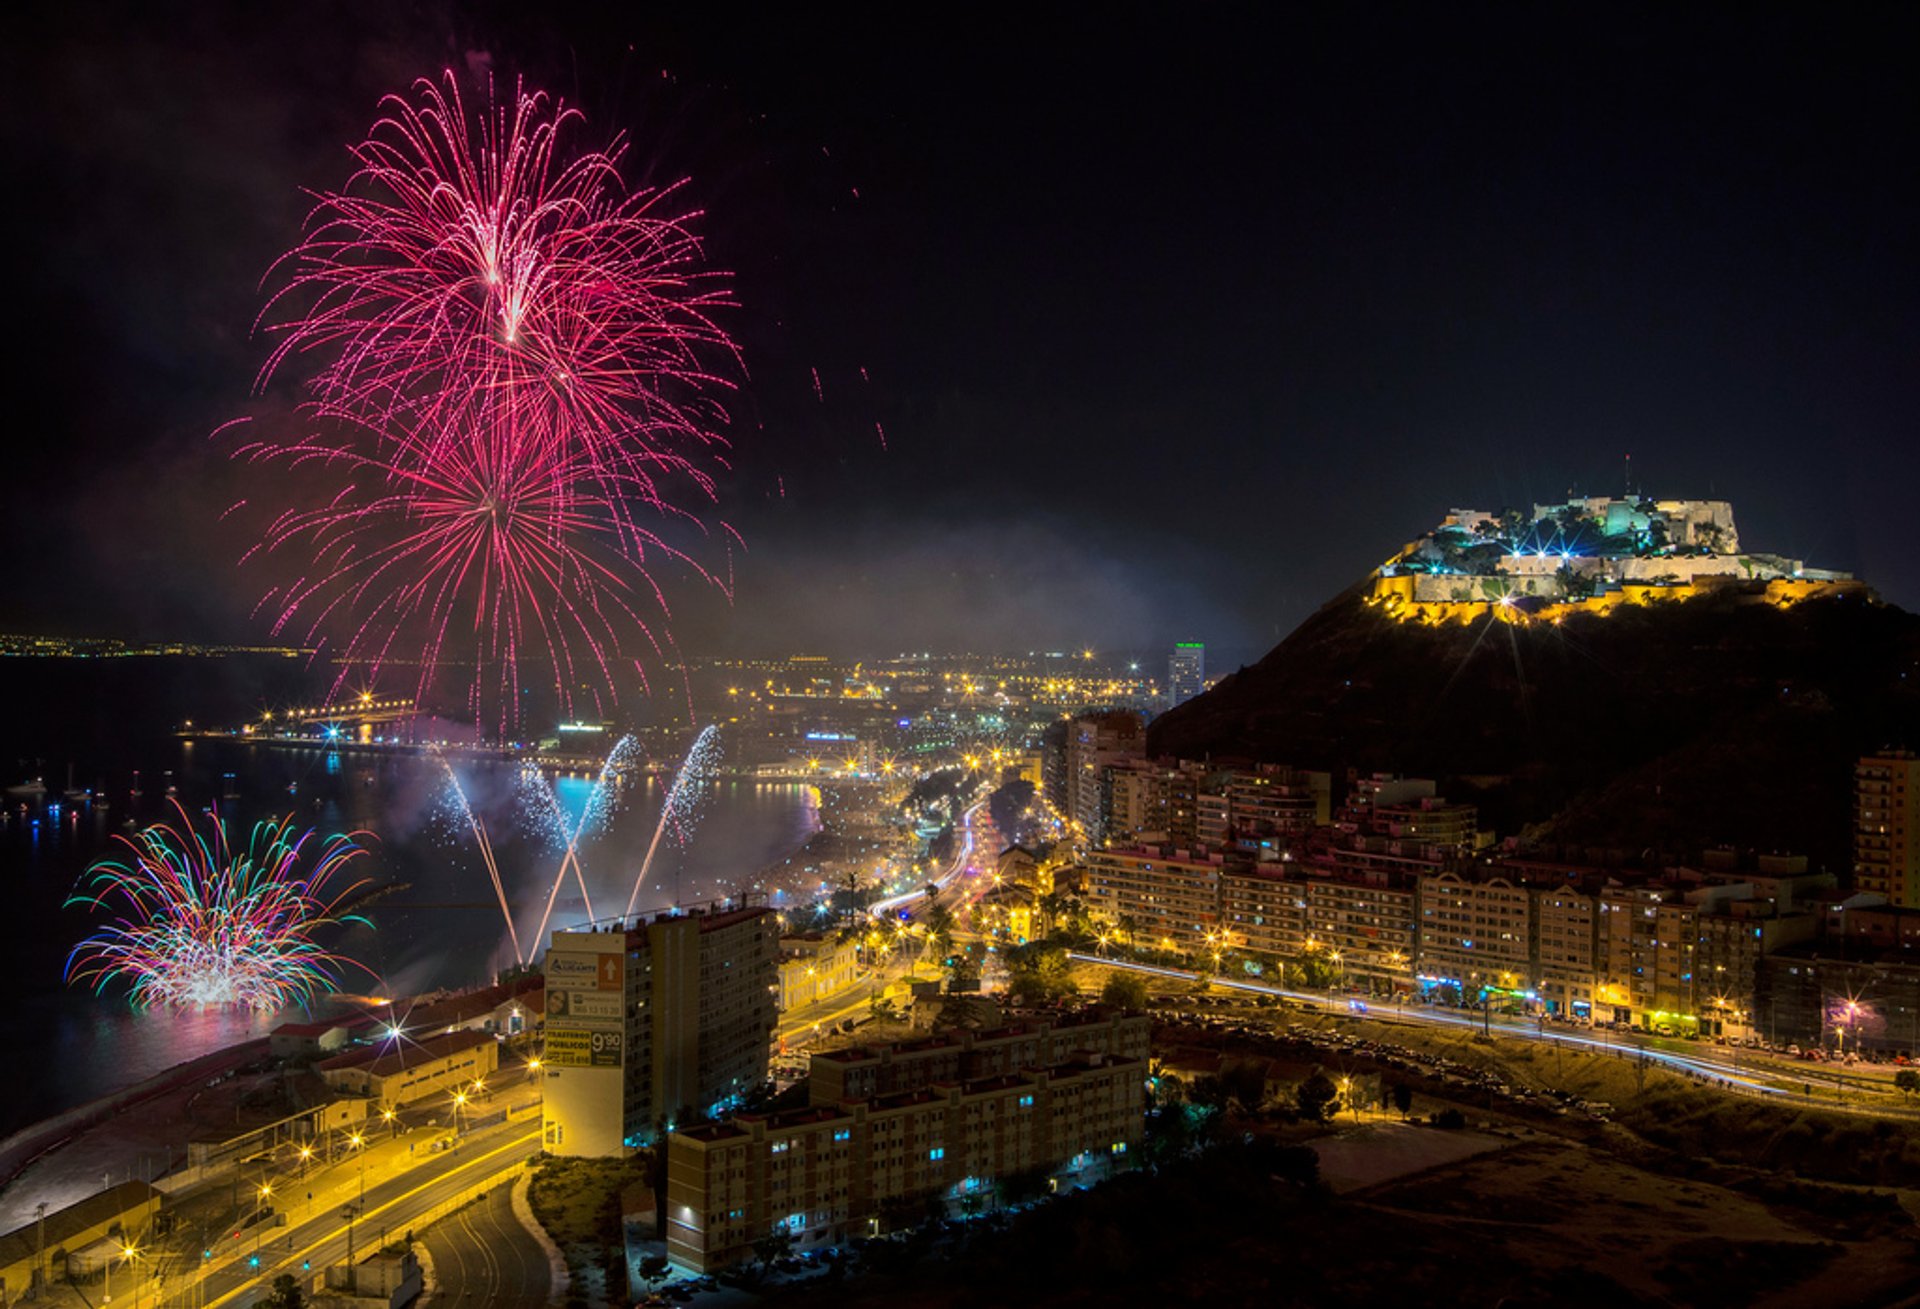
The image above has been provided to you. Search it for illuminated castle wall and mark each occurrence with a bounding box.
[1371,498,1865,626]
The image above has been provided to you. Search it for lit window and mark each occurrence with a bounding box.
[929,1147,945,1161]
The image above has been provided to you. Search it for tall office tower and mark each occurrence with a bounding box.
[1856,751,1920,907]
[1168,642,1206,706]
[543,902,779,1156]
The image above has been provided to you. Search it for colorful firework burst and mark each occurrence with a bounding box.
[65,801,375,1010]
[238,72,740,726]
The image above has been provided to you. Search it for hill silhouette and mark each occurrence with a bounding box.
[1148,585,1920,874]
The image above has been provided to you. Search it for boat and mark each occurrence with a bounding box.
[4,777,47,802]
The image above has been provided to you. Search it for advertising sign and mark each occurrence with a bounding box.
[545,953,601,989]
[591,953,624,991]
[588,1029,623,1067]
[545,1027,594,1068]
[547,1025,624,1068]
[547,990,623,1026]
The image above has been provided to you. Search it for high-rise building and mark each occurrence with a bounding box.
[1856,751,1920,907]
[1168,642,1206,706]
[1063,710,1146,846]
[543,902,779,1157]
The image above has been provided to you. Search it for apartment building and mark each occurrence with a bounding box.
[1856,752,1920,907]
[1064,711,1146,846]
[1531,885,1601,1018]
[1417,871,1533,1002]
[1596,883,1699,1027]
[777,932,861,1012]
[543,903,779,1157]
[1084,845,1226,955]
[666,1053,1145,1272]
[806,1012,1151,1104]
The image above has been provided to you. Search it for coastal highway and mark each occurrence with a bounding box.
[152,1118,541,1308]
[1073,953,1920,1114]
[1069,954,1794,1089]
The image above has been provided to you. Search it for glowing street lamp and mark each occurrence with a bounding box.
[252,1184,273,1265]
[106,1241,138,1306]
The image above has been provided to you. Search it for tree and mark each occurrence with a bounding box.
[1296,1070,1338,1122]
[1216,1058,1268,1114]
[1005,941,1077,1002]
[638,1254,670,1291]
[1895,1069,1919,1099]
[994,1164,1053,1209]
[262,1274,304,1309]
[1100,972,1149,1010]
[924,902,956,958]
[1391,1082,1414,1119]
[752,1228,794,1277]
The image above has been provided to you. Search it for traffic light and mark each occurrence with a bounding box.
[302,1260,310,1271]
[249,1255,260,1270]
[202,1249,212,1261]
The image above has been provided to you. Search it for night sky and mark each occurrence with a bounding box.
[5,3,1915,671]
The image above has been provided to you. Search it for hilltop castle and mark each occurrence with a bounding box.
[1369,496,1866,625]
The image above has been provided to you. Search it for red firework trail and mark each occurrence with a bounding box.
[240,73,742,724]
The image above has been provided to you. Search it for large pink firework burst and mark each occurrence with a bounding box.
[239,73,740,726]
[235,401,727,723]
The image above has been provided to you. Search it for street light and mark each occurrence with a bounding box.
[253,1183,273,1267]
[106,1241,138,1306]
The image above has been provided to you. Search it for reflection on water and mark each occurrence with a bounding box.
[0,741,818,1139]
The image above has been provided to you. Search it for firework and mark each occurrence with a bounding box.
[241,73,740,724]
[235,404,717,723]
[65,801,373,1010]
[625,724,723,917]
[259,73,738,491]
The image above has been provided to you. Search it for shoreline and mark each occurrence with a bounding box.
[0,1036,268,1201]
[0,781,844,1221]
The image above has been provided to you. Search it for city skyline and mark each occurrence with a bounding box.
[4,4,1916,672]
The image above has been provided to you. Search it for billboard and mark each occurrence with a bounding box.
[547,989,623,1026]
[547,1025,624,1068]
[546,950,625,992]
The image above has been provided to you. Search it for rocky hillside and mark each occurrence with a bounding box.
[1148,584,1920,872]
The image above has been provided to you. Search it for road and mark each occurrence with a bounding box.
[142,1114,541,1308]
[420,1181,552,1308]
[869,798,989,917]
[1070,952,1920,1116]
[776,796,992,1049]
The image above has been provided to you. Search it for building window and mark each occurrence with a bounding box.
[929,1147,945,1161]
[771,1141,789,1154]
